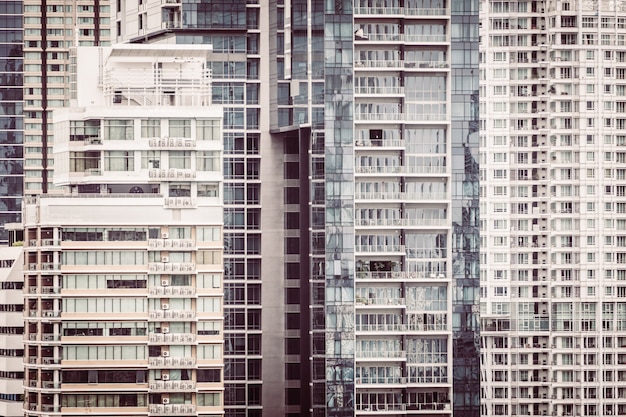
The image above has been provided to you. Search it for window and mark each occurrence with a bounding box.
[141,119,160,138]
[196,119,219,141]
[169,120,191,138]
[104,151,133,171]
[103,119,133,140]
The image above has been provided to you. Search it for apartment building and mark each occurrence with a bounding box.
[23,44,225,416]
[480,0,626,416]
[0,0,23,245]
[22,0,111,196]
[113,0,480,415]
[0,245,24,417]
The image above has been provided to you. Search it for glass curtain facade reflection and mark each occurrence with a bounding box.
[324,0,355,415]
[0,0,23,244]
[451,0,481,416]
[113,0,480,415]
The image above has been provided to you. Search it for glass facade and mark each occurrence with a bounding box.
[324,0,355,414]
[450,0,481,415]
[0,0,23,244]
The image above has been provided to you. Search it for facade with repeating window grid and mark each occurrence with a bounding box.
[115,0,480,415]
[23,44,225,416]
[480,1,626,416]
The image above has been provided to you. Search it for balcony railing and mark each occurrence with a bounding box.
[355,218,448,227]
[356,271,447,280]
[353,6,447,15]
[356,297,405,306]
[354,86,404,95]
[355,112,447,122]
[355,165,447,174]
[355,244,406,253]
[354,59,449,69]
[355,191,448,200]
[356,350,406,359]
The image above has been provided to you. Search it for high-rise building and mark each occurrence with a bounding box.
[22,0,111,197]
[115,0,479,416]
[480,1,626,416]
[0,245,24,416]
[23,44,225,415]
[0,0,24,244]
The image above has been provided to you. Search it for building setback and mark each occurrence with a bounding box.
[480,0,626,416]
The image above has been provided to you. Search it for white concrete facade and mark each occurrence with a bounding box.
[480,1,626,416]
[0,246,24,417]
[23,44,225,417]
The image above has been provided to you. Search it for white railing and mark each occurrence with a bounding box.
[355,191,448,200]
[356,350,406,359]
[355,244,406,253]
[355,218,448,227]
[356,271,447,280]
[355,165,447,174]
[354,86,404,95]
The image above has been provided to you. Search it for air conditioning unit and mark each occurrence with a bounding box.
[161,280,169,287]
[161,256,170,263]
[162,351,170,357]
[162,374,170,381]
[162,327,170,334]
[162,232,169,239]
[162,397,170,404]
[162,303,170,310]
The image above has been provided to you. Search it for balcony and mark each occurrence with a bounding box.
[356,33,447,43]
[355,218,448,227]
[354,6,446,15]
[357,376,406,385]
[356,350,406,359]
[356,404,407,412]
[355,139,404,148]
[355,165,447,175]
[354,59,448,70]
[356,297,405,307]
[355,244,406,254]
[354,112,447,122]
[354,86,404,95]
[356,271,447,280]
[355,191,448,201]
